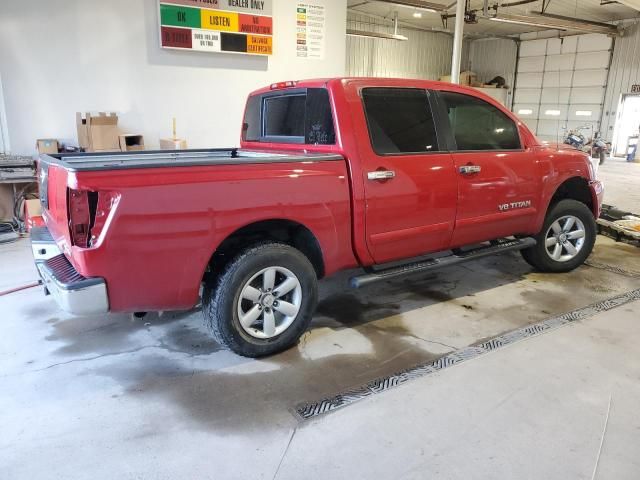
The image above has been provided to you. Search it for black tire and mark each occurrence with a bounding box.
[521,199,596,273]
[599,150,606,165]
[202,242,318,357]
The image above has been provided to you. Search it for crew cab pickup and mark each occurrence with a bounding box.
[34,78,604,357]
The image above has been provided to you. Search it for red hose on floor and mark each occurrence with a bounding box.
[0,281,41,297]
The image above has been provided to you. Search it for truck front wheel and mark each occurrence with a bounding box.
[521,199,596,273]
[203,242,318,357]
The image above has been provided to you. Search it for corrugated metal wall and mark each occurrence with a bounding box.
[601,21,640,138]
[346,13,469,79]
[468,38,518,91]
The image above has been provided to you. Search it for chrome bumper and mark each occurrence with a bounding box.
[30,226,61,262]
[36,253,109,316]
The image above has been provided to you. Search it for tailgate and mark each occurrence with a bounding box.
[39,158,72,253]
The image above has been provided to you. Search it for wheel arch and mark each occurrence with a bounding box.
[547,176,595,216]
[204,219,325,282]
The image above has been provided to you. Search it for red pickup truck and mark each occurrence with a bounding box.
[33,78,603,356]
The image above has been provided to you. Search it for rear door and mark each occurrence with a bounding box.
[355,86,458,264]
[435,90,540,247]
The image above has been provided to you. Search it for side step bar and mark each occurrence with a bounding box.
[350,237,537,288]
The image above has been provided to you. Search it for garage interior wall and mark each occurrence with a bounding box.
[346,13,469,79]
[0,0,347,155]
[601,21,640,140]
[467,38,518,108]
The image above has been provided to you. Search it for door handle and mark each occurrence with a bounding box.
[367,170,396,181]
[459,165,481,175]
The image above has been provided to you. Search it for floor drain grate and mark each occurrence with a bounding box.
[295,287,640,420]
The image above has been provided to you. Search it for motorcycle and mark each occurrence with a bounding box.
[564,129,586,150]
[588,132,610,165]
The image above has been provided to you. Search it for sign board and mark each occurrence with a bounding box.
[296,2,326,59]
[631,84,640,94]
[159,0,273,55]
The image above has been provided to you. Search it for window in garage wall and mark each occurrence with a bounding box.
[512,33,613,144]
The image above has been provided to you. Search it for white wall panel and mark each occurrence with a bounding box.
[539,104,568,120]
[537,119,565,137]
[575,51,611,70]
[572,69,608,87]
[545,54,575,71]
[520,39,547,57]
[514,88,541,103]
[561,36,578,54]
[568,105,601,121]
[518,72,544,88]
[547,38,561,55]
[518,56,545,73]
[570,87,605,104]
[512,104,539,117]
[541,88,571,104]
[577,34,613,52]
[543,71,573,87]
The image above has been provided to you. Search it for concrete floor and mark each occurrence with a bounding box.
[1,158,639,479]
[597,156,640,212]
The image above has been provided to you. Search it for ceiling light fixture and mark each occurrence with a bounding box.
[413,11,423,18]
[346,29,409,40]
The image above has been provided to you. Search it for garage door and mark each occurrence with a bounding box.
[512,34,612,144]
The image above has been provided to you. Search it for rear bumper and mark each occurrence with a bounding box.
[30,225,61,262]
[32,227,109,315]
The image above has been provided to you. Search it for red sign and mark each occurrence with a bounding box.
[161,26,193,48]
[239,14,273,35]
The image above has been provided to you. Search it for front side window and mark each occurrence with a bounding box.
[440,91,521,151]
[362,88,439,155]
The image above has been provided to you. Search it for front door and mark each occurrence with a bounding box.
[356,87,458,264]
[436,90,540,247]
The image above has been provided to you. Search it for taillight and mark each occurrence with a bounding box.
[67,189,118,248]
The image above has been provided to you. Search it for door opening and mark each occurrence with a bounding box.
[613,94,640,157]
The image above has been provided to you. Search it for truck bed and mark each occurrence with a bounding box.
[41,148,344,172]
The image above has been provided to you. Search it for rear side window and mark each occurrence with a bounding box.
[362,88,439,155]
[440,91,521,151]
[242,88,335,145]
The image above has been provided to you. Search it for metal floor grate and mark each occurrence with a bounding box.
[295,287,640,420]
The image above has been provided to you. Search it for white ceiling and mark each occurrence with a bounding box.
[347,0,640,37]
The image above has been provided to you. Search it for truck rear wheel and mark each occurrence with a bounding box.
[521,199,596,273]
[203,242,318,357]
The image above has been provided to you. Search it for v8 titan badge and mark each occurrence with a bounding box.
[498,200,532,211]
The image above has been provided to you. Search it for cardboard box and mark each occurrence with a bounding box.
[76,112,120,152]
[119,134,145,152]
[36,139,59,154]
[439,71,477,86]
[160,138,188,150]
[24,199,44,232]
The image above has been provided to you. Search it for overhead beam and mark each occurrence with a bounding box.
[485,12,620,35]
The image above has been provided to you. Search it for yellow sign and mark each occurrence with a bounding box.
[247,35,273,55]
[201,9,239,32]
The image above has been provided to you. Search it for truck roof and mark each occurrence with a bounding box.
[249,77,494,97]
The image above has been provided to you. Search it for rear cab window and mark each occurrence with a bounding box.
[242,88,335,145]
